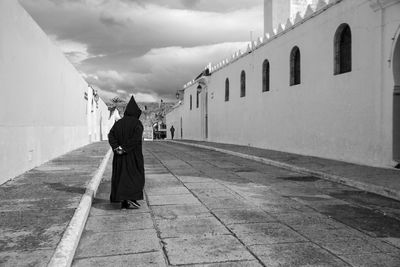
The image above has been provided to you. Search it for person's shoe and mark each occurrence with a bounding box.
[130,200,141,207]
[121,200,128,209]
[126,200,140,209]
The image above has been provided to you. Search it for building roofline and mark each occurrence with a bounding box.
[182,0,344,89]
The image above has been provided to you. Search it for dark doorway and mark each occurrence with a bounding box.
[290,46,301,86]
[180,117,183,139]
[393,35,400,162]
[205,92,208,139]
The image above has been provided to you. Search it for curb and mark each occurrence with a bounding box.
[48,148,112,267]
[168,141,400,202]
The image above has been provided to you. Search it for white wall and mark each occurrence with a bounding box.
[176,0,400,167]
[166,103,185,140]
[181,86,203,140]
[0,0,111,184]
[264,0,317,35]
[96,98,116,142]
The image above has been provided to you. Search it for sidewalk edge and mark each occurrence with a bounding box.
[47,148,112,267]
[169,141,400,202]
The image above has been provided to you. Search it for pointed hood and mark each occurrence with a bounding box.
[124,96,142,118]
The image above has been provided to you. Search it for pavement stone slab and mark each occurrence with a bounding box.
[317,238,392,255]
[146,186,191,196]
[380,237,400,249]
[257,203,314,214]
[147,194,201,206]
[363,238,400,254]
[146,179,183,188]
[184,182,228,190]
[297,225,368,243]
[89,202,150,216]
[250,242,349,267]
[317,204,384,218]
[0,249,53,267]
[73,251,166,267]
[74,229,160,259]
[145,170,169,175]
[151,204,210,220]
[157,216,229,238]
[229,222,308,245]
[212,208,277,225]
[234,171,269,180]
[274,211,346,229]
[335,215,400,238]
[205,160,242,169]
[0,209,73,251]
[201,197,253,210]
[164,235,256,265]
[94,192,113,201]
[146,174,177,180]
[338,252,400,267]
[0,197,82,212]
[221,182,273,193]
[84,213,153,232]
[328,190,400,210]
[176,175,216,183]
[191,188,238,199]
[236,231,308,246]
[177,261,263,267]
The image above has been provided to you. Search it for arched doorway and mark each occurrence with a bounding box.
[393,35,400,163]
[180,117,183,139]
[205,92,208,139]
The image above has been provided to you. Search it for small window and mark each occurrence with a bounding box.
[334,23,352,75]
[190,94,192,110]
[240,71,246,97]
[262,59,270,92]
[225,78,229,101]
[290,46,301,86]
[196,91,200,108]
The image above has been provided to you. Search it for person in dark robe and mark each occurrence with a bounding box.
[170,125,175,140]
[108,96,144,209]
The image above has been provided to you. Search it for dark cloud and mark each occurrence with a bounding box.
[99,13,126,27]
[19,0,263,102]
[181,0,200,8]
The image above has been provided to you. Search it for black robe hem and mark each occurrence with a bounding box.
[110,192,144,202]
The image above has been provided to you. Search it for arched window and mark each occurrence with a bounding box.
[190,94,192,110]
[262,59,270,92]
[334,23,352,75]
[240,70,246,97]
[225,78,229,101]
[290,46,301,86]
[196,91,200,108]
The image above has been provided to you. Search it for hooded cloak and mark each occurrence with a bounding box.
[108,96,144,202]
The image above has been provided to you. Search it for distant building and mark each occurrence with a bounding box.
[138,101,174,140]
[167,0,400,168]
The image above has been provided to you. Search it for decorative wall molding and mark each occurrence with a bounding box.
[368,0,400,11]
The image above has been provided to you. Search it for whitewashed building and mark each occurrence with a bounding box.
[0,0,116,184]
[166,0,400,168]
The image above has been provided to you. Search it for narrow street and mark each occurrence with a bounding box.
[74,141,400,266]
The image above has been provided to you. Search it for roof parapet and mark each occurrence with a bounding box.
[183,0,340,88]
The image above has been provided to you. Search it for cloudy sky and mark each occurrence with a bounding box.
[19,0,263,102]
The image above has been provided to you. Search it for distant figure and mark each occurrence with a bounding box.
[170,125,175,140]
[108,96,144,209]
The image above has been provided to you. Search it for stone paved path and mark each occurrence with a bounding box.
[74,141,400,266]
[172,139,400,201]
